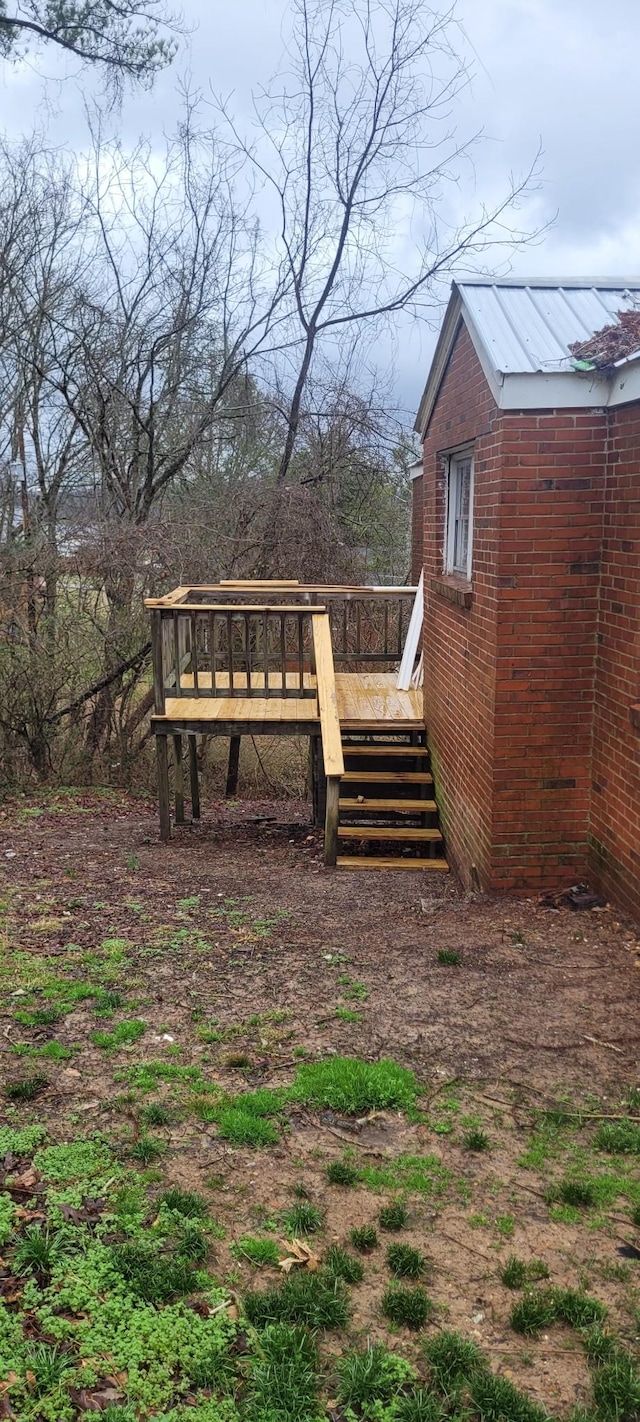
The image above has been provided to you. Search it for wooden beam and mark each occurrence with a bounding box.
[173,735,184,824]
[324,776,340,866]
[188,734,200,819]
[226,735,241,797]
[156,735,171,841]
[312,614,344,778]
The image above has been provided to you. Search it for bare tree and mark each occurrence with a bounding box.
[220,0,538,487]
[0,1,182,89]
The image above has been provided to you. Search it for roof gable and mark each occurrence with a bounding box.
[414,279,640,437]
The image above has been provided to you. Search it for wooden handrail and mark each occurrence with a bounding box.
[145,603,327,614]
[312,613,344,779]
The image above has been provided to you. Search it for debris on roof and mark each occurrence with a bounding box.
[569,308,640,371]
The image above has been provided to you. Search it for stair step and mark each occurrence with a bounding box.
[341,771,433,784]
[339,797,437,812]
[337,856,449,872]
[338,826,442,841]
[342,744,428,757]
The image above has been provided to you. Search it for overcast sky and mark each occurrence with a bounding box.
[1,0,638,422]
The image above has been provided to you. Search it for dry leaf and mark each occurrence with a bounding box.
[226,1304,239,1321]
[278,1239,320,1273]
[0,1375,18,1396]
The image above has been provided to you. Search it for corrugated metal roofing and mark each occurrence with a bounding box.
[459,282,640,375]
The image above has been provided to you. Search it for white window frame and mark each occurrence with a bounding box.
[445,449,474,581]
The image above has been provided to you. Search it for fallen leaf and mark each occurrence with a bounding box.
[0,1375,18,1396]
[278,1239,320,1273]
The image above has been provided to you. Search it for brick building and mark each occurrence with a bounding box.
[413,280,640,918]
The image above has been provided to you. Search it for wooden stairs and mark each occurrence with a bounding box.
[335,727,449,871]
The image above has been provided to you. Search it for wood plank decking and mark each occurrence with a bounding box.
[151,671,423,731]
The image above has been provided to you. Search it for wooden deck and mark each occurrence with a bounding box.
[152,672,423,733]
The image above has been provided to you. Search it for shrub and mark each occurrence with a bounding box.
[382,1284,432,1329]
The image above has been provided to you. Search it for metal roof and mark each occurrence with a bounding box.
[459,281,640,375]
[414,279,640,436]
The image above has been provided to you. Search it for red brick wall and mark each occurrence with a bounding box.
[411,474,424,584]
[491,410,607,891]
[422,321,502,886]
[589,404,640,919]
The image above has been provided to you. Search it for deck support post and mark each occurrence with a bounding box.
[173,734,184,823]
[310,736,326,827]
[151,610,165,714]
[188,734,200,819]
[225,735,241,797]
[324,775,340,866]
[156,735,171,841]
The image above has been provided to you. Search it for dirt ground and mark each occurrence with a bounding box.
[1,786,640,1416]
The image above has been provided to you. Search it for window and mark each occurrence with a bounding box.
[445,451,473,580]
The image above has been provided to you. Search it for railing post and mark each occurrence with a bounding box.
[189,734,200,819]
[174,735,184,824]
[151,611,165,714]
[156,734,171,841]
[324,776,340,866]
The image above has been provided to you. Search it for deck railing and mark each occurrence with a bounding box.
[150,603,318,712]
[147,585,417,696]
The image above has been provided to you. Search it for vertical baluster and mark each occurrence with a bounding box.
[245,613,252,694]
[173,613,181,695]
[342,602,347,656]
[263,610,269,695]
[191,613,199,696]
[384,601,389,658]
[297,613,304,694]
[281,613,287,694]
[151,611,165,714]
[356,600,361,657]
[228,611,234,693]
[209,612,216,695]
[397,599,403,656]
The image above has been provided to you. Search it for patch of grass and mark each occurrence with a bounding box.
[351,1224,378,1252]
[359,1154,451,1198]
[591,1350,640,1420]
[159,1188,209,1219]
[326,1159,359,1186]
[93,989,126,1013]
[14,1005,64,1026]
[463,1127,491,1152]
[379,1201,408,1231]
[551,1178,598,1209]
[4,1073,48,1101]
[470,1371,551,1422]
[91,1018,146,1050]
[387,1243,426,1278]
[25,1341,73,1397]
[496,1213,516,1239]
[289,1056,418,1114]
[14,1039,76,1061]
[422,1329,488,1398]
[510,1287,607,1337]
[395,1389,446,1421]
[216,1108,280,1146]
[140,1102,172,1127]
[282,1202,323,1236]
[324,1244,364,1284]
[336,1343,416,1411]
[382,1283,432,1329]
[130,1135,164,1164]
[335,1006,362,1023]
[501,1256,550,1289]
[232,1236,281,1267]
[594,1120,640,1154]
[245,1322,320,1422]
[437,949,461,966]
[243,1268,350,1329]
[13,1223,68,1276]
[112,1239,203,1303]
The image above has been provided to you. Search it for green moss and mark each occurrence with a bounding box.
[289,1057,418,1114]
